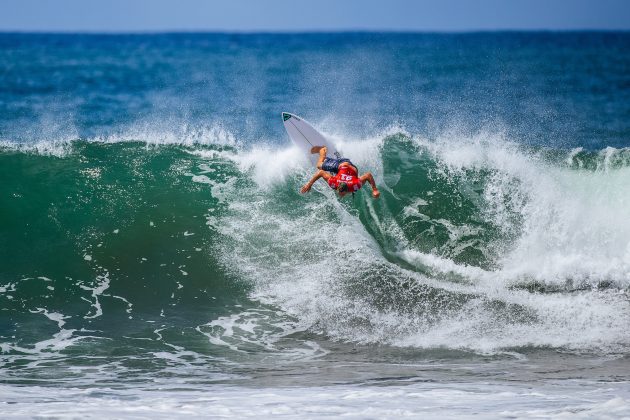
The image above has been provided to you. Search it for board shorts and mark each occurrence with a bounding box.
[321,157,354,174]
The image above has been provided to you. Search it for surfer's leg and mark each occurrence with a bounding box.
[315,147,328,169]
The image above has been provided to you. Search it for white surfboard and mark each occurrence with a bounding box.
[282,112,340,164]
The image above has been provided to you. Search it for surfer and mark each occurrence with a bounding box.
[300,146,380,198]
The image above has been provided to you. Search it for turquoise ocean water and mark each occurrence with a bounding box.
[1,32,630,417]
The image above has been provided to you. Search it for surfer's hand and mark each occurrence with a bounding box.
[372,190,380,199]
[301,183,312,193]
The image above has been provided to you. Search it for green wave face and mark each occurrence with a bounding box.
[0,142,248,368]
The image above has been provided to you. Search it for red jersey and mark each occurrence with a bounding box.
[328,165,362,192]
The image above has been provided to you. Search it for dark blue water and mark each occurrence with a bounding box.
[1,32,630,417]
[1,32,629,147]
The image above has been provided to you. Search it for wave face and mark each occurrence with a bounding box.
[1,33,630,401]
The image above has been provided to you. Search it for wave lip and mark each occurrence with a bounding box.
[0,121,239,157]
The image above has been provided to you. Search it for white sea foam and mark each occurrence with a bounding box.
[0,381,628,419]
[95,120,238,147]
[1,308,85,356]
[196,306,326,360]
[230,144,307,189]
[79,271,111,319]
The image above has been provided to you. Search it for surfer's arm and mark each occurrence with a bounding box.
[360,172,380,198]
[301,170,331,193]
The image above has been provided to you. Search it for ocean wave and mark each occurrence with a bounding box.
[2,130,630,355]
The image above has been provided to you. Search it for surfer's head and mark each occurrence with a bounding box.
[337,182,349,197]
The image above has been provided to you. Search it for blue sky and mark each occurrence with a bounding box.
[1,0,629,32]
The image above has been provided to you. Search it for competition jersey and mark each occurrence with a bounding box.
[328,164,362,192]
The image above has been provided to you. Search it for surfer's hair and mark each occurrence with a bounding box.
[337,182,349,193]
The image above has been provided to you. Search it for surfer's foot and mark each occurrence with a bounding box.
[310,146,324,154]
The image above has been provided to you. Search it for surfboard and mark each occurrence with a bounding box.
[282,112,340,164]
